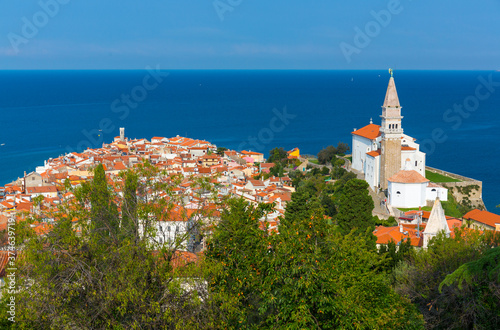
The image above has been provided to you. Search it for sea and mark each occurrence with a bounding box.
[0,70,499,214]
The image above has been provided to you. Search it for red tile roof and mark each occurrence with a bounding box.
[241,150,264,156]
[366,150,381,157]
[463,209,500,228]
[26,186,58,194]
[388,170,429,184]
[351,124,381,140]
[373,225,423,247]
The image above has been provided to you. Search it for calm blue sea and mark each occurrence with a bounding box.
[0,70,499,214]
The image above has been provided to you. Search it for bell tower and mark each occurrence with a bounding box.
[380,70,403,190]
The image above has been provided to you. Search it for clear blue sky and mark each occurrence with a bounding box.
[1,0,499,70]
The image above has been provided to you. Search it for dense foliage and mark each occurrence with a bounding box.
[393,229,500,329]
[7,163,216,329]
[206,193,424,329]
[4,158,499,329]
[336,179,377,249]
[268,147,288,165]
[317,142,350,164]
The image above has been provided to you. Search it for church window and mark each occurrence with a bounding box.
[396,191,401,195]
[431,189,436,192]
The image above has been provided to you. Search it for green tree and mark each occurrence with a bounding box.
[335,142,350,155]
[205,193,423,329]
[11,163,218,329]
[269,163,284,178]
[336,179,376,249]
[394,228,500,329]
[317,145,336,164]
[216,146,227,156]
[205,198,272,327]
[321,194,337,218]
[84,163,120,241]
[32,194,44,208]
[378,238,413,272]
[268,147,288,164]
[120,170,138,240]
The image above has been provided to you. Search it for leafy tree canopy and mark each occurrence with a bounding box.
[268,147,288,165]
[336,179,376,249]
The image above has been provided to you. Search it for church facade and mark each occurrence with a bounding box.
[351,75,446,208]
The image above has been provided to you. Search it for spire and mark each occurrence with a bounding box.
[423,198,450,236]
[383,76,400,108]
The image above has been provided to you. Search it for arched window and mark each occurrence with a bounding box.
[431,189,436,192]
[396,191,401,195]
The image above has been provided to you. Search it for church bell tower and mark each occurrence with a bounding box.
[380,70,403,190]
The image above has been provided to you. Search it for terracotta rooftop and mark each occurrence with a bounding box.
[351,124,381,140]
[388,170,429,184]
[26,186,58,194]
[463,209,500,228]
[366,149,381,157]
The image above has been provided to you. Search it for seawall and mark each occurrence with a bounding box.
[426,166,486,210]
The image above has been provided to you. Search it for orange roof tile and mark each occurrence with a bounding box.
[241,150,264,156]
[366,150,381,157]
[373,225,423,247]
[26,186,58,194]
[463,209,500,228]
[388,170,429,184]
[351,124,381,140]
[401,146,417,151]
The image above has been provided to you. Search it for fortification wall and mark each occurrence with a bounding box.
[425,166,485,210]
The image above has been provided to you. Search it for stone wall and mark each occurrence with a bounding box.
[381,138,402,190]
[426,166,485,210]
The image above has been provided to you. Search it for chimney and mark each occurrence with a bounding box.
[399,224,403,233]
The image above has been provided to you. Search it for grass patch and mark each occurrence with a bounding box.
[425,170,461,183]
[308,159,319,164]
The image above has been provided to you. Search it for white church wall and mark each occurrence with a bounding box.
[365,155,380,190]
[426,186,448,201]
[352,135,373,173]
[389,181,427,208]
[415,150,426,174]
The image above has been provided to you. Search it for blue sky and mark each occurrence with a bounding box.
[1,0,499,70]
